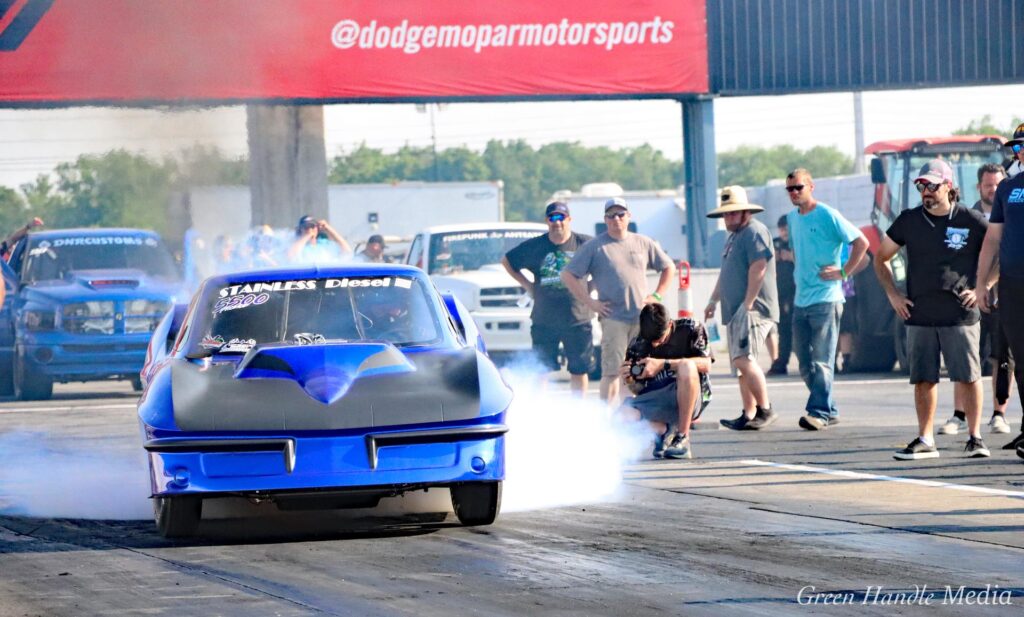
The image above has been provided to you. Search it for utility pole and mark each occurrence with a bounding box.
[853,92,866,174]
[416,103,446,181]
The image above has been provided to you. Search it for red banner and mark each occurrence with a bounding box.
[0,0,708,104]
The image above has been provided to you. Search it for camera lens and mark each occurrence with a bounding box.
[630,363,644,377]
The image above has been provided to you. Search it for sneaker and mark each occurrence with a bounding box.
[827,416,841,426]
[720,412,754,431]
[1017,445,1024,460]
[989,414,1011,434]
[745,405,779,430]
[652,425,673,459]
[663,432,692,460]
[938,416,968,435]
[1003,432,1024,451]
[894,438,940,460]
[767,364,788,376]
[798,415,827,431]
[964,436,991,458]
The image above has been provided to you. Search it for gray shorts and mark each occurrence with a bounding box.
[726,309,774,361]
[600,317,640,379]
[623,381,705,426]
[907,323,981,384]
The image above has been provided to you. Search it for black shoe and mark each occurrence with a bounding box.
[767,365,788,376]
[745,405,778,430]
[1017,445,1024,461]
[663,432,692,459]
[964,436,991,458]
[799,415,827,431]
[894,437,939,460]
[1003,432,1024,451]
[827,417,840,426]
[720,412,754,431]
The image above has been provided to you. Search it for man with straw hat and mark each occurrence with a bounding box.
[704,186,780,431]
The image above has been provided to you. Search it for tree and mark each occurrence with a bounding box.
[0,186,29,238]
[952,114,1023,137]
[717,144,854,187]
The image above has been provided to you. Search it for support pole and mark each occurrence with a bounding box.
[681,97,719,268]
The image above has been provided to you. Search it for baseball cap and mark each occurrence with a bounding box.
[297,215,317,229]
[367,234,385,246]
[545,201,570,217]
[914,159,954,185]
[604,197,629,213]
[1007,122,1024,146]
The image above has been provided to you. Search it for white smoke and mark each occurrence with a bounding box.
[0,431,151,520]
[500,362,652,512]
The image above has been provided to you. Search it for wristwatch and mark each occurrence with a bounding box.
[664,359,670,372]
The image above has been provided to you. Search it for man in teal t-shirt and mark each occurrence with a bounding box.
[785,169,868,431]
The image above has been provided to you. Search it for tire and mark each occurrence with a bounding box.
[450,481,501,527]
[14,348,53,401]
[588,346,602,381]
[130,375,144,392]
[153,495,202,538]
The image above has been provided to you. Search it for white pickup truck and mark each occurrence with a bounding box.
[404,223,546,355]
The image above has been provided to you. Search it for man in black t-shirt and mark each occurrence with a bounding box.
[874,159,990,461]
[502,201,594,395]
[617,303,712,460]
[979,122,1024,457]
[768,215,796,376]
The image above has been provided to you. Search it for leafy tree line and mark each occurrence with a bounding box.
[14,112,1019,236]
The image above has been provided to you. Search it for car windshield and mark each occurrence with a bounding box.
[428,229,543,274]
[192,274,444,354]
[21,235,178,283]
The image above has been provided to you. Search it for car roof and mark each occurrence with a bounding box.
[419,222,547,234]
[864,135,1005,155]
[202,263,426,289]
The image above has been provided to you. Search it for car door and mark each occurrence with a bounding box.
[0,260,16,395]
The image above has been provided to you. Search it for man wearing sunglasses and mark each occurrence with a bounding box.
[502,201,594,395]
[562,197,675,403]
[978,123,1024,459]
[785,169,868,432]
[874,159,990,460]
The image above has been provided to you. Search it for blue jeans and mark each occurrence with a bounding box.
[792,301,842,420]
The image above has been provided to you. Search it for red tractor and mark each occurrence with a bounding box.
[847,135,1006,372]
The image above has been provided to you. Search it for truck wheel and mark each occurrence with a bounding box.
[450,481,501,526]
[130,375,144,392]
[14,350,53,401]
[153,495,202,538]
[588,347,602,381]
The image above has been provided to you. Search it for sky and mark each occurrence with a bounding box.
[0,83,1022,190]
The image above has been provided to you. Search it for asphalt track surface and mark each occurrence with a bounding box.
[1,368,1023,616]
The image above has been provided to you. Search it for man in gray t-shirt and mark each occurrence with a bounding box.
[704,186,780,431]
[562,197,675,403]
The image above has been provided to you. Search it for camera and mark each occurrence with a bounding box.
[625,338,651,380]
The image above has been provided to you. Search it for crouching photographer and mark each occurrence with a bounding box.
[617,302,713,460]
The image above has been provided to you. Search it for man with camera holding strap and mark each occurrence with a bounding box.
[616,302,712,460]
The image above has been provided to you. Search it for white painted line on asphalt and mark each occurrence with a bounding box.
[740,459,1024,499]
[0,403,136,414]
[768,377,907,388]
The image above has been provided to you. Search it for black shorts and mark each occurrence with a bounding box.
[988,307,1012,362]
[531,322,593,375]
[839,295,858,334]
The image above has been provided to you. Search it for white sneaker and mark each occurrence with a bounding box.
[989,414,1011,434]
[938,416,967,435]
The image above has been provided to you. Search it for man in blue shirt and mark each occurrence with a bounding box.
[785,169,868,430]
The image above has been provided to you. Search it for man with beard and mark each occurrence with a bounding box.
[979,123,1024,458]
[875,159,990,460]
[703,186,779,430]
[785,169,868,431]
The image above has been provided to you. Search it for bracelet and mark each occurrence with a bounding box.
[840,267,847,280]
[652,292,663,302]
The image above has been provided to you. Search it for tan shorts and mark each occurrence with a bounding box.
[600,317,640,379]
[726,309,774,361]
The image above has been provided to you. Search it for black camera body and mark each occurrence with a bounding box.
[625,338,651,380]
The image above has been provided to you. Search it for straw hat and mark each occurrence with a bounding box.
[707,186,764,218]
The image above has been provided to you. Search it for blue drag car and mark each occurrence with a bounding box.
[138,264,510,537]
[0,228,181,400]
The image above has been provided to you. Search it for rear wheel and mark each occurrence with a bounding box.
[450,481,501,526]
[153,495,202,538]
[130,375,144,392]
[14,349,52,401]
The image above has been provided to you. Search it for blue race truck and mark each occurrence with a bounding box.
[0,228,182,400]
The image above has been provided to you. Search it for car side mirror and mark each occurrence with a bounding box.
[870,158,886,184]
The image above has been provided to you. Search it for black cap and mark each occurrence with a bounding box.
[545,201,570,217]
[367,234,385,246]
[1008,122,1024,146]
[297,215,316,228]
